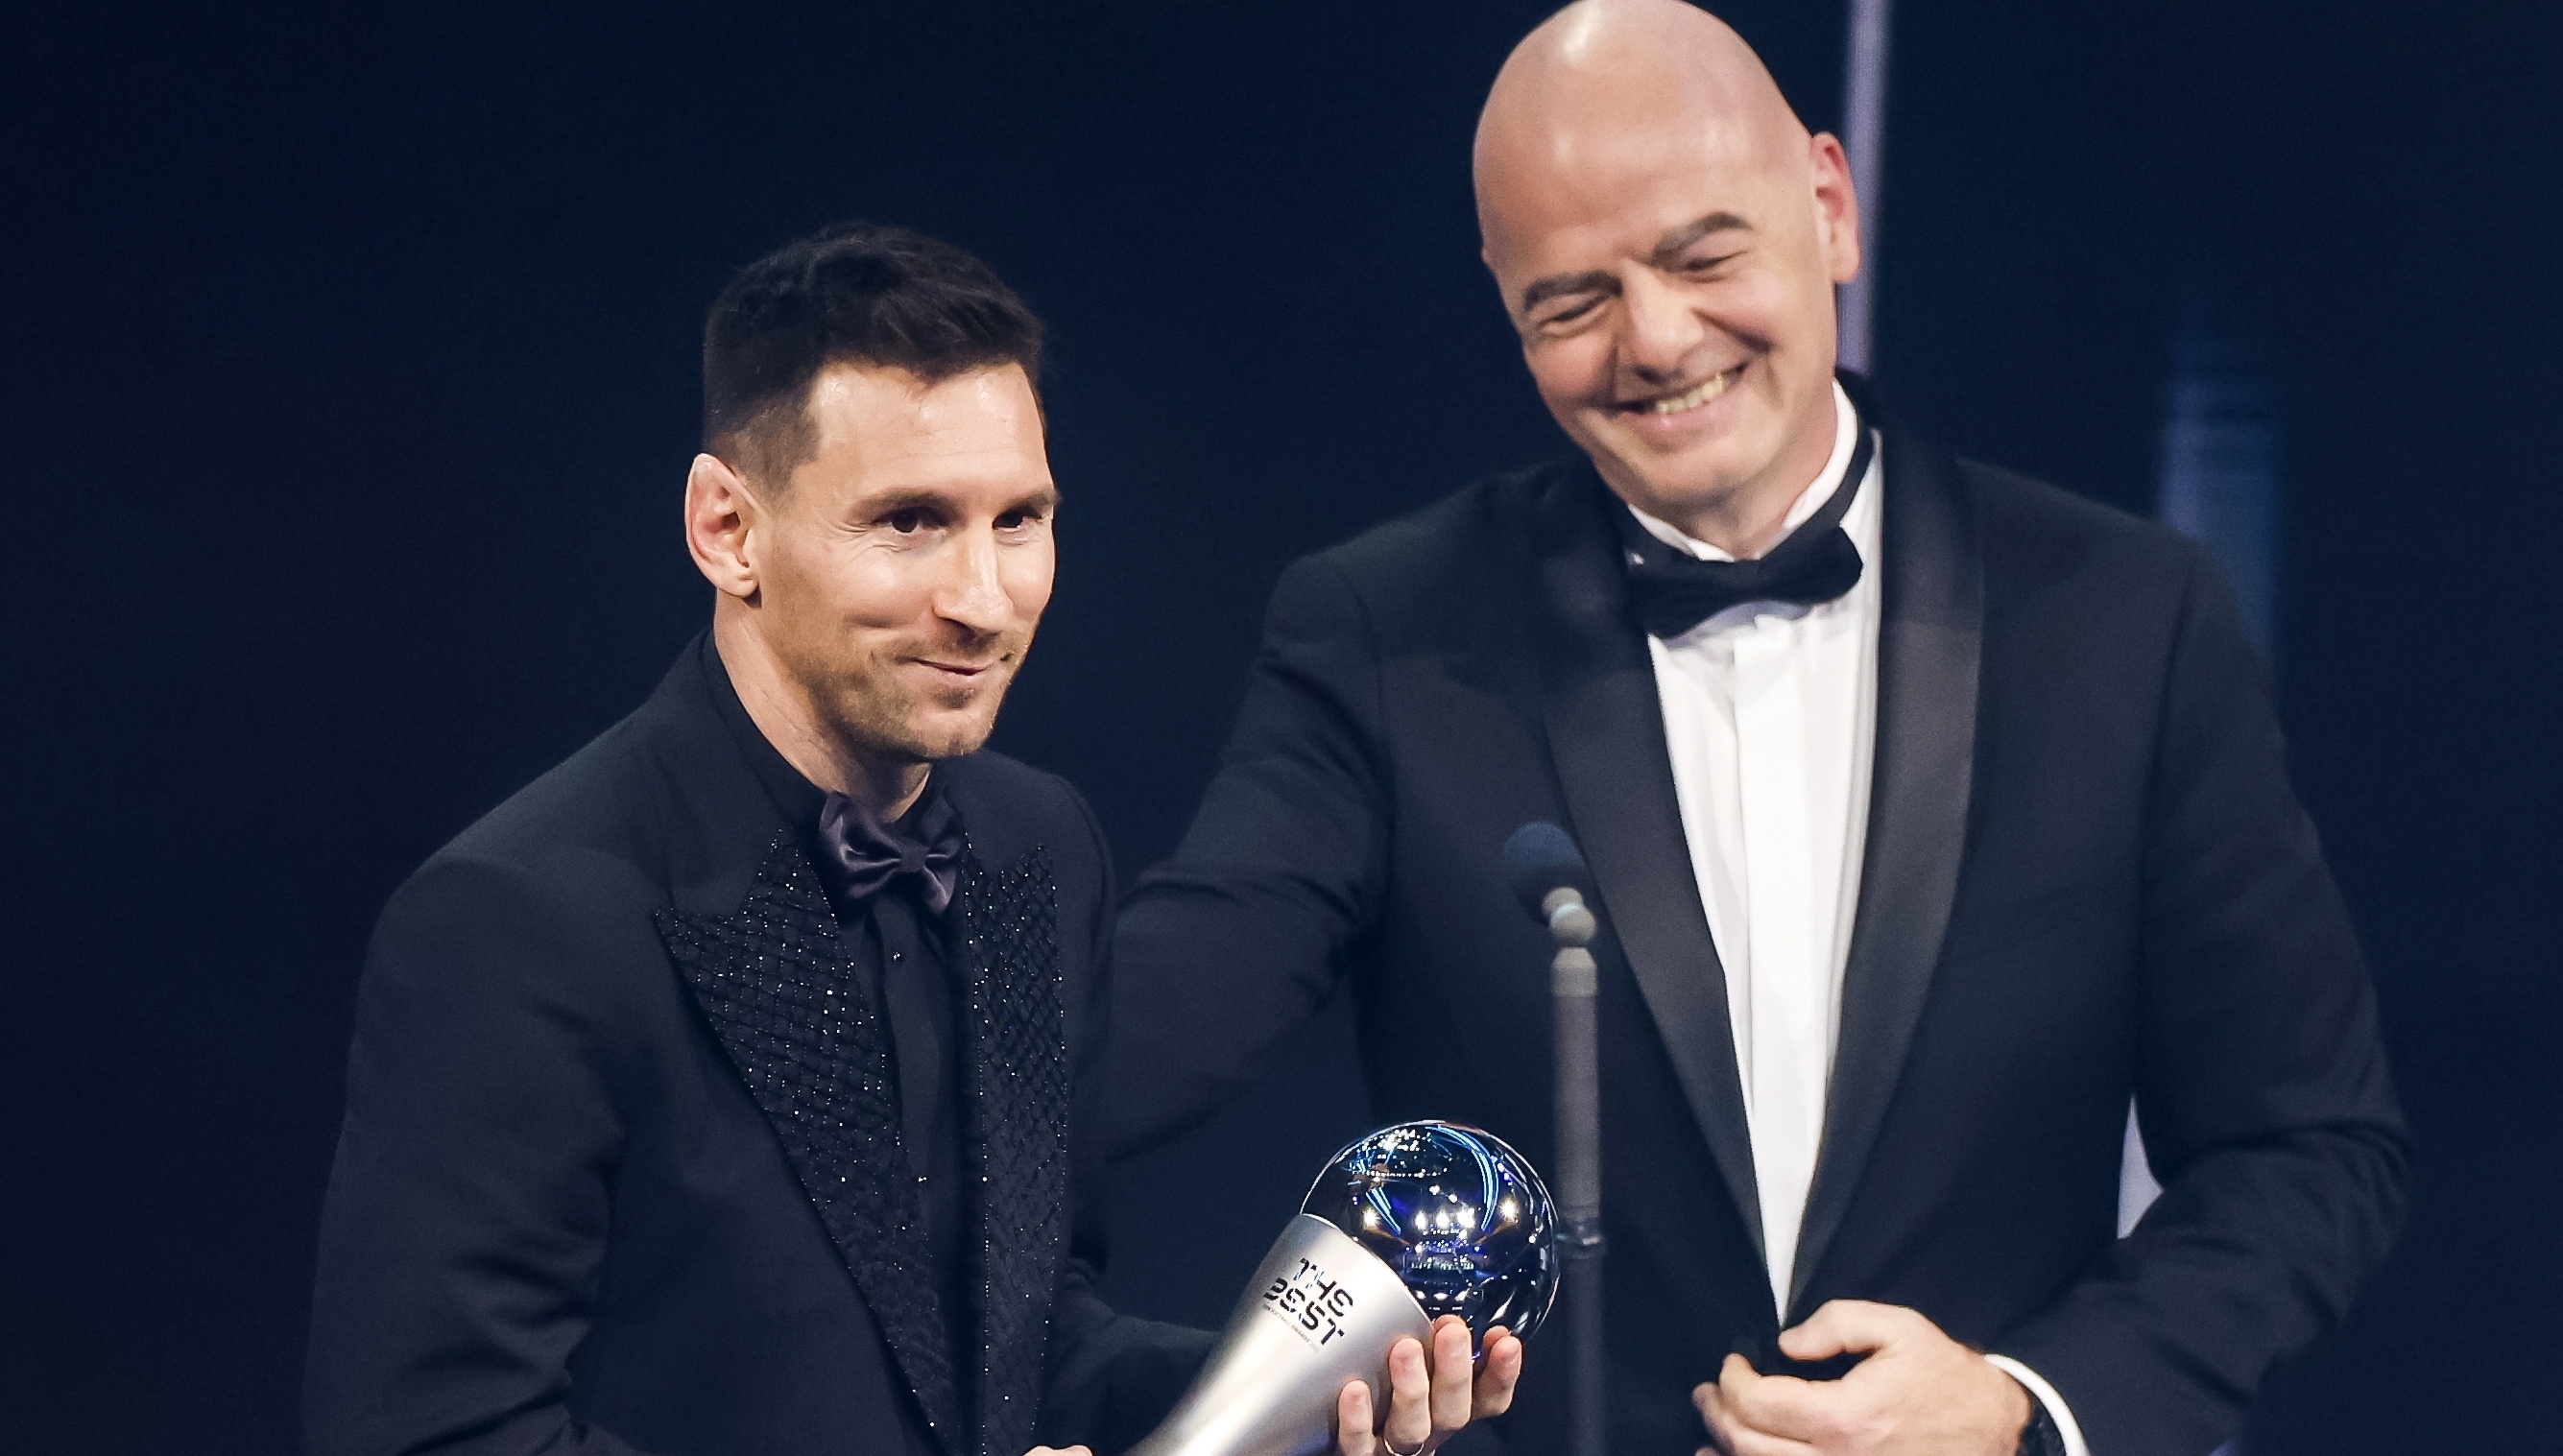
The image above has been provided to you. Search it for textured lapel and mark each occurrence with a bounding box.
[654,834,965,1451]
[948,841,1071,1456]
[1786,432,1983,1316]
[1530,465,1766,1261]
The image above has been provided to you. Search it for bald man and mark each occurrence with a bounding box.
[1108,4,2405,1455]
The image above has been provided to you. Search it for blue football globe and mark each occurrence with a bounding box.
[1301,1121,1560,1345]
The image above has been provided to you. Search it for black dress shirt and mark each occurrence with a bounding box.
[703,637,974,1430]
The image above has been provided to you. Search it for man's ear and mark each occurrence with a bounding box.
[1808,131,1863,286]
[685,452,763,601]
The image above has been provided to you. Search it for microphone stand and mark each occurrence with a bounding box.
[1543,888,1606,1456]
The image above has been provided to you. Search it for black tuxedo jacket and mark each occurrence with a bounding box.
[308,638,1204,1456]
[1111,418,2407,1456]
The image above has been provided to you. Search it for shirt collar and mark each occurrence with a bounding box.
[701,633,946,839]
[700,632,829,832]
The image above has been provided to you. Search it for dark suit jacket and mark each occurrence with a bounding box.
[1111,414,2407,1456]
[308,636,1205,1456]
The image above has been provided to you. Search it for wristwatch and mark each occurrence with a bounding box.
[2016,1401,2067,1456]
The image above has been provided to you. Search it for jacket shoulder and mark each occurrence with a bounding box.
[1274,460,1576,650]
[945,749,1081,832]
[443,711,662,862]
[1312,460,1566,585]
[1959,456,2207,581]
[373,707,668,947]
[943,751,1106,878]
[1949,453,2238,645]
[372,657,730,976]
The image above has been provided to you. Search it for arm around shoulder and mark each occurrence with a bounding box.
[1105,553,1398,1157]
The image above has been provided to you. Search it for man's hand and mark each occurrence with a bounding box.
[1333,1315,1524,1455]
[1692,1301,2031,1456]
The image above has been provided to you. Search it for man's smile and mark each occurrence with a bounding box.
[1619,363,1743,418]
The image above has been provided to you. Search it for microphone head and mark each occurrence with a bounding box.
[1502,821,1591,922]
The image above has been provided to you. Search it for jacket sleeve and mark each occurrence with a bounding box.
[1042,781,1218,1452]
[1987,549,2409,1456]
[1104,554,1396,1158]
[305,855,661,1456]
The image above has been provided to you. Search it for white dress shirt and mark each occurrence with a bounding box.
[1630,381,2091,1456]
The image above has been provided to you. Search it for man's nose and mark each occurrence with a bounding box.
[932,526,1014,636]
[1618,270,1705,384]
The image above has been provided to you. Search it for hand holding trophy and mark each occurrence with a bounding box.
[1327,1309,1521,1456]
[1128,1121,1557,1456]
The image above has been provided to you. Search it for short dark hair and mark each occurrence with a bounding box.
[702,222,1044,486]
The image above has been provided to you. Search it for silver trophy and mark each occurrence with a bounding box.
[1127,1121,1559,1456]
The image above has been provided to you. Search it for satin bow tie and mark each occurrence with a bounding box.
[1613,423,1875,640]
[814,785,965,918]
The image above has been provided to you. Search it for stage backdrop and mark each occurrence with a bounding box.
[3,2,2556,1452]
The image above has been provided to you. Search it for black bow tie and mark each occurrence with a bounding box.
[1613,423,1875,640]
[814,783,966,918]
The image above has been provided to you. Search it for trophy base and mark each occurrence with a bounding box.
[1128,1214,1435,1456]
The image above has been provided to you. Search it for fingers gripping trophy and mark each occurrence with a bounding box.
[1126,1122,1558,1456]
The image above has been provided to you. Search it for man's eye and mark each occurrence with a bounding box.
[1681,251,1738,275]
[883,507,935,535]
[1535,297,1604,330]
[994,509,1042,532]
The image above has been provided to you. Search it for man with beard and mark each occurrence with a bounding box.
[1107,5,2406,1455]
[306,223,1521,1456]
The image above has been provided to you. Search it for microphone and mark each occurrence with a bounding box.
[1502,821,1597,946]
[1501,822,1607,1456]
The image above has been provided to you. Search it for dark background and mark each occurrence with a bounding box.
[5,1,2556,1451]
